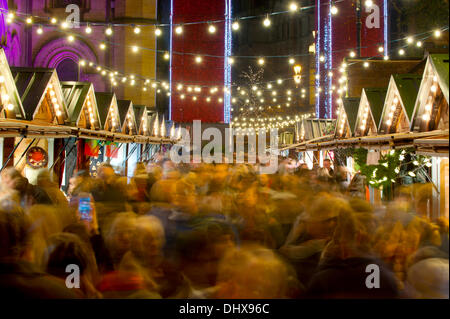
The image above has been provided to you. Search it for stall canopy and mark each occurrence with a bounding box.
[133,105,149,136]
[354,88,387,137]
[378,74,422,134]
[411,53,449,132]
[11,67,69,124]
[117,100,137,135]
[62,81,101,130]
[335,97,360,138]
[0,49,25,120]
[95,92,121,132]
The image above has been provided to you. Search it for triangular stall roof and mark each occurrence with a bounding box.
[354,88,387,137]
[95,92,121,132]
[378,74,422,134]
[298,118,336,141]
[117,100,138,135]
[0,48,25,119]
[11,67,68,124]
[62,81,101,130]
[411,54,449,132]
[335,97,360,138]
[133,105,149,135]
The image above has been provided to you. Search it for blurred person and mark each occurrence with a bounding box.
[36,169,68,207]
[0,205,79,298]
[119,216,185,298]
[64,222,114,274]
[308,208,400,298]
[104,212,137,268]
[0,167,51,207]
[43,232,101,298]
[279,194,341,285]
[213,244,301,298]
[174,220,236,297]
[405,257,449,299]
[323,159,334,175]
[347,172,367,199]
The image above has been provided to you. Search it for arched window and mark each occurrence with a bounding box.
[56,58,79,81]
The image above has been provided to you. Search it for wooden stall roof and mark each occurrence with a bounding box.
[11,67,56,120]
[0,49,25,119]
[95,92,117,129]
[117,100,133,127]
[430,53,449,103]
[133,105,146,131]
[61,81,99,126]
[364,88,387,129]
[342,98,360,134]
[393,74,422,122]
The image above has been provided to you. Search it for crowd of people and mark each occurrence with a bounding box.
[0,154,448,299]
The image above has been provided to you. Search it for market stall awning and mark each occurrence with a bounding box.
[282,129,448,153]
[0,118,175,144]
[133,105,148,136]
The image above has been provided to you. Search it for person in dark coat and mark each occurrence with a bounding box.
[0,205,80,299]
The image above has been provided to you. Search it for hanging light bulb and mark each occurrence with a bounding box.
[365,0,373,7]
[195,56,202,63]
[99,43,106,50]
[164,52,170,60]
[330,4,338,15]
[67,35,75,42]
[228,57,235,65]
[132,45,139,53]
[263,15,271,27]
[434,29,441,38]
[416,41,422,47]
[85,25,92,34]
[61,21,69,29]
[26,17,33,24]
[208,24,216,34]
[175,26,183,35]
[134,26,141,34]
[258,58,265,65]
[155,28,162,36]
[105,26,113,36]
[289,3,298,11]
[232,21,240,31]
[349,51,356,58]
[36,26,43,35]
[398,48,405,55]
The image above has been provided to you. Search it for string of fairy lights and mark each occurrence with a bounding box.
[1,4,448,134]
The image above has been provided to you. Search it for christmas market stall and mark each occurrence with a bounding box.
[378,74,422,135]
[294,118,335,168]
[60,81,102,189]
[354,88,387,137]
[7,66,69,184]
[335,97,360,139]
[410,53,449,218]
[0,48,24,120]
[118,99,139,178]
[89,92,122,176]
